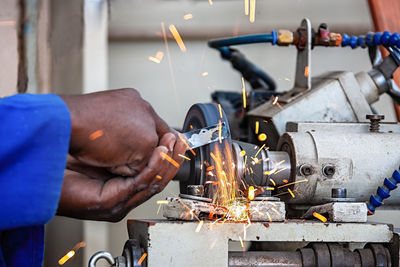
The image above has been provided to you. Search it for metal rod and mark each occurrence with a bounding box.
[229,251,302,267]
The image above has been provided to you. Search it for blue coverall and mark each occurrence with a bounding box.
[0,94,71,266]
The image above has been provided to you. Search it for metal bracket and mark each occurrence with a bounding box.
[294,18,312,90]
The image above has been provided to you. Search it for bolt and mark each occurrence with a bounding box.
[332,188,347,199]
[187,185,204,197]
[299,164,313,176]
[366,114,384,132]
[322,164,335,177]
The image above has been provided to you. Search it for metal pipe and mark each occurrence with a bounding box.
[228,251,302,267]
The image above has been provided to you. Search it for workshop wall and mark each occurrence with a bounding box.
[105,0,398,258]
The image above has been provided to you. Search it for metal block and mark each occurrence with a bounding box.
[248,200,285,221]
[303,202,368,222]
[127,219,394,267]
[163,197,285,222]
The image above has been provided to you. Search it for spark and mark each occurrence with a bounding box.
[254,144,265,157]
[0,21,15,26]
[258,133,267,141]
[89,130,103,140]
[180,136,196,156]
[266,212,272,222]
[58,250,75,265]
[265,187,275,190]
[277,179,308,189]
[138,253,147,264]
[169,24,186,52]
[283,179,288,183]
[239,236,244,248]
[313,212,327,223]
[190,124,193,130]
[242,77,247,109]
[160,152,180,168]
[270,178,276,186]
[148,56,160,64]
[218,104,223,118]
[272,96,283,109]
[155,51,164,60]
[210,239,217,249]
[288,188,295,198]
[244,0,249,15]
[157,200,169,204]
[195,220,204,232]
[183,13,193,20]
[240,150,246,157]
[304,66,309,77]
[218,120,222,143]
[248,186,255,200]
[249,0,256,23]
[255,121,259,134]
[208,0,213,5]
[156,175,162,179]
[207,166,215,171]
[202,72,209,76]
[178,153,191,161]
[161,22,180,110]
[271,207,280,216]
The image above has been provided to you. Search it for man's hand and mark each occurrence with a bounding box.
[61,88,174,175]
[58,89,186,221]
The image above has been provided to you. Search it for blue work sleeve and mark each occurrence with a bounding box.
[0,94,71,230]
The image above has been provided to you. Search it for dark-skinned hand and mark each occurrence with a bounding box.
[57,88,186,221]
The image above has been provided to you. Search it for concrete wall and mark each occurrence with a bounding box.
[0,0,20,96]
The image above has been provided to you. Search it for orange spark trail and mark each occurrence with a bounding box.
[180,136,196,156]
[242,77,247,108]
[161,22,180,110]
[178,153,191,160]
[277,179,308,189]
[138,253,147,264]
[183,13,193,20]
[195,220,204,232]
[254,144,265,157]
[218,120,222,143]
[248,186,255,200]
[304,66,309,77]
[148,56,160,63]
[169,24,186,52]
[255,121,259,134]
[244,0,249,15]
[288,188,295,198]
[249,0,256,23]
[156,175,162,179]
[89,130,103,140]
[160,152,180,168]
[58,250,75,265]
[313,212,327,222]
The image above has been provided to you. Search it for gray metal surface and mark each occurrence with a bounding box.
[127,219,393,267]
[228,251,302,267]
[303,202,367,223]
[276,127,400,205]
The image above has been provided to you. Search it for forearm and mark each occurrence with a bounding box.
[0,94,71,230]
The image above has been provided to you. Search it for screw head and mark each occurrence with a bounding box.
[322,165,335,177]
[299,164,313,176]
[366,114,385,121]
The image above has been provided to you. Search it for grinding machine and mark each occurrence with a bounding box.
[89,19,400,267]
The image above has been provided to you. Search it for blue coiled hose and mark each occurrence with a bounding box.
[367,168,400,214]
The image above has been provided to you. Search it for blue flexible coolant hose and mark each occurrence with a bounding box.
[367,168,400,215]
